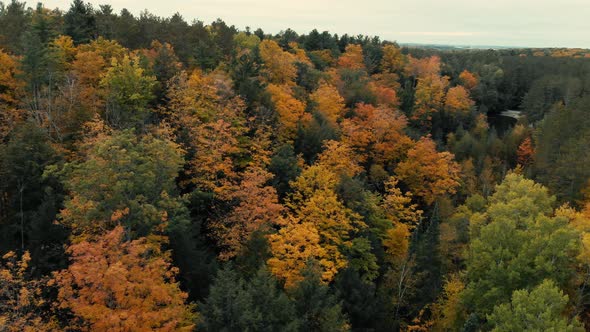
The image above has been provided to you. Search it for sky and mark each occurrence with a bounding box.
[39,0,590,48]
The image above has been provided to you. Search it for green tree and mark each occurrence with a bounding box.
[488,280,583,332]
[101,55,156,129]
[200,265,299,332]
[463,173,580,316]
[63,0,96,44]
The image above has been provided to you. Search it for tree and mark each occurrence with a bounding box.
[444,86,474,120]
[380,44,404,73]
[258,39,297,85]
[310,82,346,126]
[52,226,196,331]
[338,44,364,70]
[487,280,583,332]
[166,70,246,194]
[382,177,423,227]
[210,165,285,260]
[412,73,449,130]
[458,70,478,91]
[63,0,96,44]
[0,251,57,331]
[100,55,156,128]
[517,136,535,167]
[0,48,25,140]
[58,129,187,239]
[463,173,580,316]
[341,103,412,169]
[395,136,461,205]
[290,264,350,332]
[200,265,299,331]
[266,83,308,141]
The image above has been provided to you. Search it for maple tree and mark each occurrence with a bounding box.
[52,226,196,331]
[341,103,413,168]
[395,136,461,205]
[100,55,157,128]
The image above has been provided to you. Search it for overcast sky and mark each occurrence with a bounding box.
[39,0,589,48]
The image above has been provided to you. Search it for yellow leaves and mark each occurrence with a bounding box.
[259,39,298,85]
[444,86,474,118]
[383,177,423,227]
[412,74,449,128]
[268,221,330,289]
[383,223,410,264]
[381,44,405,73]
[0,251,53,331]
[310,82,346,125]
[316,140,363,178]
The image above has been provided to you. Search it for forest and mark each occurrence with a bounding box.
[1,0,590,331]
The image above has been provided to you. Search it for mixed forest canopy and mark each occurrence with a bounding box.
[1,0,590,330]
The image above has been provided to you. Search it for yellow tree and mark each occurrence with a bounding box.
[52,226,196,331]
[395,136,461,205]
[258,39,297,85]
[412,74,450,129]
[310,82,346,126]
[444,86,474,119]
[0,49,25,140]
[380,44,405,73]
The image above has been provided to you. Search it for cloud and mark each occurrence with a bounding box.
[398,31,476,37]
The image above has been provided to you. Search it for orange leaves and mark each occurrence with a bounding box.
[459,70,478,91]
[342,103,412,167]
[0,49,25,140]
[167,70,246,194]
[395,136,461,205]
[266,83,308,142]
[53,226,196,331]
[404,55,441,79]
[211,165,285,260]
[338,44,365,70]
[517,136,535,167]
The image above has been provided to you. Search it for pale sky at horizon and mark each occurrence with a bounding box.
[37,0,590,48]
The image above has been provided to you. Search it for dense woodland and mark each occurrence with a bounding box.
[1,0,590,331]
